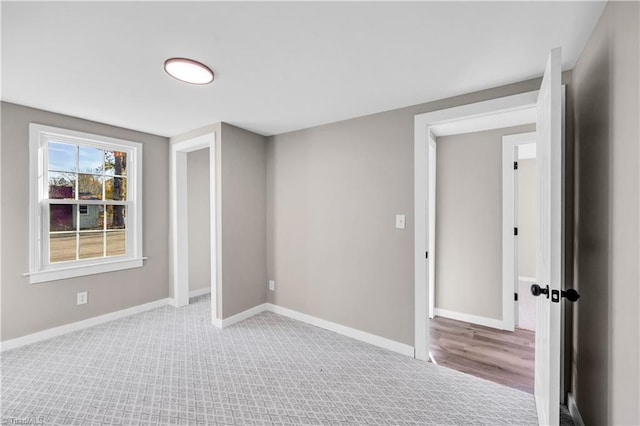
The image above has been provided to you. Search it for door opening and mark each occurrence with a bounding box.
[503,133,538,332]
[170,133,219,326]
[416,48,568,424]
[428,123,536,394]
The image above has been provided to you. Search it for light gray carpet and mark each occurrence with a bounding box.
[1,295,537,425]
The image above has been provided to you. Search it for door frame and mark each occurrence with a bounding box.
[413,90,539,361]
[170,132,219,326]
[502,132,537,331]
[427,134,436,319]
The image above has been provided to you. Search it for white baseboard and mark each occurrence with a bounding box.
[2,295,415,359]
[266,303,415,357]
[1,298,171,352]
[518,276,536,283]
[567,393,585,426]
[434,308,507,330]
[216,302,414,357]
[168,288,212,307]
[221,303,269,328]
[189,287,212,298]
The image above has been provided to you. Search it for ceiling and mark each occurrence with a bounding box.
[1,1,606,137]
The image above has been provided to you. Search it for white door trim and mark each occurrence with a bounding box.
[170,133,219,327]
[414,90,539,361]
[502,132,537,332]
[427,135,437,319]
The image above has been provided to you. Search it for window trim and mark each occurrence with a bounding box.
[28,123,144,284]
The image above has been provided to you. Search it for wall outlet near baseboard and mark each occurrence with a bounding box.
[268,280,275,291]
[77,291,88,305]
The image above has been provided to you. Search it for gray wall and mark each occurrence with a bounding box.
[1,102,170,341]
[434,125,535,321]
[187,149,211,292]
[219,123,267,318]
[266,78,559,346]
[571,1,639,424]
[170,123,267,319]
[517,158,537,279]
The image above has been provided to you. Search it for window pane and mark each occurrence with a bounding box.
[79,232,104,259]
[79,146,103,174]
[105,151,127,176]
[78,174,103,200]
[48,172,76,199]
[106,231,126,257]
[49,233,76,263]
[48,141,76,172]
[105,176,127,200]
[106,205,126,229]
[50,204,77,232]
[79,204,104,231]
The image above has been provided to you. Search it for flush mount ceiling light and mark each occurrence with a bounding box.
[164,58,214,85]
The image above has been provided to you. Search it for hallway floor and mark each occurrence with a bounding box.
[430,316,535,393]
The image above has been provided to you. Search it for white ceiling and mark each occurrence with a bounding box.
[1,1,606,137]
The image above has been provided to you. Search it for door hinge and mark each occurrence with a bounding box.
[425,251,428,259]
[514,227,518,236]
[514,161,518,170]
[514,293,518,301]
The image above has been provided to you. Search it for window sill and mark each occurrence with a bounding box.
[26,258,146,284]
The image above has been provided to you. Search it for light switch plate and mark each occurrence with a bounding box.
[395,214,406,229]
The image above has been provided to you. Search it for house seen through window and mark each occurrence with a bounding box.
[29,124,143,283]
[48,142,128,262]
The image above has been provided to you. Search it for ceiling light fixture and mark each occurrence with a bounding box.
[164,58,214,85]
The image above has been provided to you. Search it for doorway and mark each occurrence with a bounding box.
[425,122,537,393]
[414,91,541,363]
[502,133,538,332]
[186,148,214,299]
[417,49,565,424]
[415,91,540,364]
[170,133,219,326]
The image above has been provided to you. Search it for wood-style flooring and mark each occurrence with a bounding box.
[430,316,535,394]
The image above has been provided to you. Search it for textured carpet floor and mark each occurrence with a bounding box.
[1,295,537,425]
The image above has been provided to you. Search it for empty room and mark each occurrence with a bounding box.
[1,2,638,425]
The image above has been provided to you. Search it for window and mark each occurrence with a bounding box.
[29,124,143,283]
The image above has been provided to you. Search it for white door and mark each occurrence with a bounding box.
[533,47,563,425]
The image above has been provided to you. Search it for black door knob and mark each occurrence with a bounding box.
[531,284,549,298]
[561,289,580,302]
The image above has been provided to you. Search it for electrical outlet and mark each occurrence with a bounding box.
[77,291,88,305]
[395,214,406,229]
[268,280,275,291]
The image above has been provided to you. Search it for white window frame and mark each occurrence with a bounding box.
[28,123,144,284]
